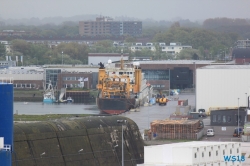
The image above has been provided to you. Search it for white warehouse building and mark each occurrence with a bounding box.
[138,141,242,166]
[196,65,250,114]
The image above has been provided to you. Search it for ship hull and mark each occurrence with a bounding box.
[43,98,55,103]
[97,98,135,115]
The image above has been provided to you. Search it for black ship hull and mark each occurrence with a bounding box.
[97,98,136,115]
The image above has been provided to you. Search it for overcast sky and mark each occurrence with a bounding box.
[1,0,250,21]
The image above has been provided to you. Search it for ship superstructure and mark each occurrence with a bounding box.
[96,55,152,114]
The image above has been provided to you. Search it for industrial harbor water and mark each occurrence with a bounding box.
[14,94,196,133]
[14,102,100,115]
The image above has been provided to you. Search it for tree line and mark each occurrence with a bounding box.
[0,18,249,63]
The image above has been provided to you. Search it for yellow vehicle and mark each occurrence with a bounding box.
[158,97,168,106]
[156,91,168,105]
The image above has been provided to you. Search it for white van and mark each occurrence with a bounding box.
[207,129,215,136]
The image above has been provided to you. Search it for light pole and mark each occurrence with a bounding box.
[62,51,63,65]
[169,68,171,97]
[238,98,240,135]
[117,120,127,166]
[245,93,248,123]
[193,62,196,111]
[245,93,248,108]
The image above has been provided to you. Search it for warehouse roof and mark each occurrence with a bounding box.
[199,65,250,69]
[137,60,216,64]
[89,53,129,57]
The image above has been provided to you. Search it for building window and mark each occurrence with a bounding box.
[227,116,231,122]
[222,115,226,123]
[212,115,216,122]
[217,115,221,122]
[142,70,169,80]
[194,153,197,158]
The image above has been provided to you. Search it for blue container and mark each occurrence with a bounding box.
[149,98,156,105]
[0,83,13,166]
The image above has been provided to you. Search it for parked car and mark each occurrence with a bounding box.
[233,127,243,137]
[207,129,215,136]
[198,109,206,117]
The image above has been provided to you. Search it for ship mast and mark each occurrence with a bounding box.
[120,49,124,70]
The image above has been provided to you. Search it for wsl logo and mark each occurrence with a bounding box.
[224,155,245,162]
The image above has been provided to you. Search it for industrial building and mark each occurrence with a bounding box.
[210,109,247,126]
[0,60,16,69]
[88,53,129,65]
[196,65,250,114]
[138,141,242,166]
[79,16,142,36]
[139,60,214,90]
[0,59,220,92]
[232,48,250,64]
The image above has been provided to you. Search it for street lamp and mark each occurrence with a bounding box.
[168,68,171,97]
[245,93,248,108]
[245,93,248,123]
[193,62,196,112]
[237,98,240,135]
[117,120,127,166]
[62,51,63,65]
[193,62,196,87]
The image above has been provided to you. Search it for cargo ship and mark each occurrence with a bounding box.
[96,55,153,115]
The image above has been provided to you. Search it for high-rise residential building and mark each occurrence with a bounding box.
[79,16,142,36]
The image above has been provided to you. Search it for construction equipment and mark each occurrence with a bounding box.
[156,91,168,106]
[158,97,168,105]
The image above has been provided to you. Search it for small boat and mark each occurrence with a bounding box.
[66,96,74,103]
[23,102,28,105]
[43,81,56,104]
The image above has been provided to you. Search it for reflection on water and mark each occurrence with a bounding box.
[14,102,100,115]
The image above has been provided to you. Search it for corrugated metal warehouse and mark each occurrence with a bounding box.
[196,65,250,113]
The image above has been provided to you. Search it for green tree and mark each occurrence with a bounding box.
[56,43,89,64]
[125,37,137,43]
[0,43,6,57]
[178,49,201,60]
[29,44,49,64]
[11,39,30,56]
